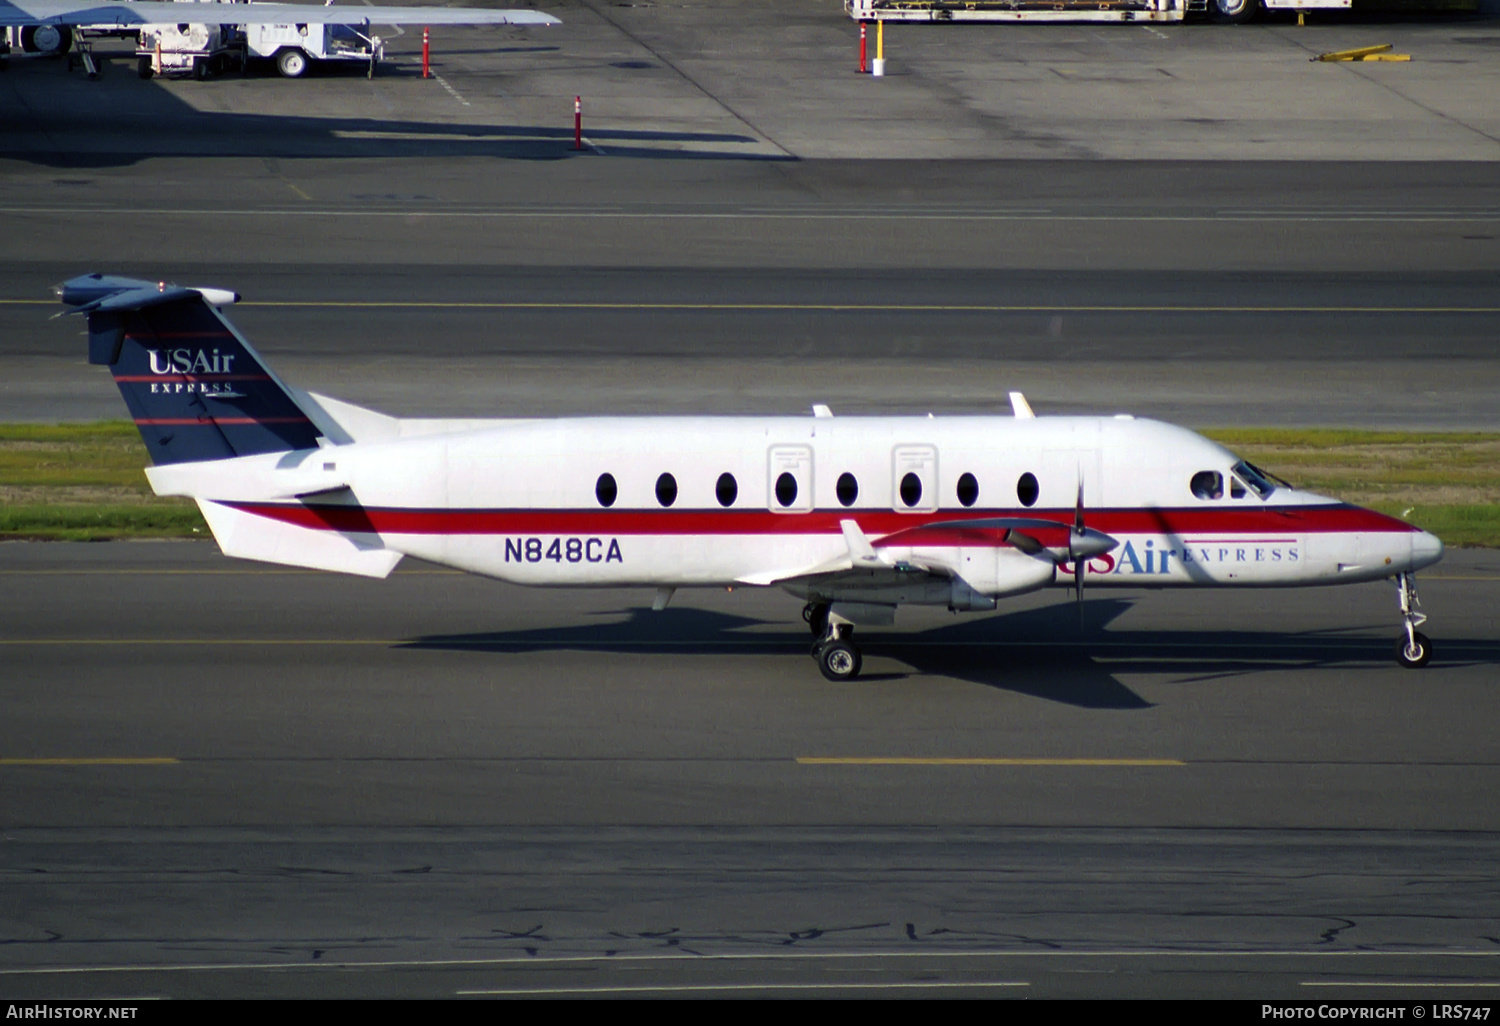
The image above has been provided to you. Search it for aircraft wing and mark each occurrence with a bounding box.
[0,0,561,27]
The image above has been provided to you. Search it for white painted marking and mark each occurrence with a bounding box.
[1142,26,1168,39]
[6,950,1500,976]
[433,74,470,108]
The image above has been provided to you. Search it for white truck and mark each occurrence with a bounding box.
[136,1,382,79]
[845,0,1348,24]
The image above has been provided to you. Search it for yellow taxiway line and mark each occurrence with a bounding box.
[798,757,1184,766]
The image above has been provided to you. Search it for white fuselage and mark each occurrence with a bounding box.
[162,413,1443,598]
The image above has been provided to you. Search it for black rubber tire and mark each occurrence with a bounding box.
[803,602,830,638]
[1211,0,1258,23]
[1395,631,1432,669]
[22,25,73,56]
[817,640,863,682]
[137,56,153,79]
[192,56,209,80]
[276,48,308,78]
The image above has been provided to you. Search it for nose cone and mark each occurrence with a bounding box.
[1411,530,1444,571]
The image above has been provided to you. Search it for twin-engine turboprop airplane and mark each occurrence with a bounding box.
[55,274,1445,680]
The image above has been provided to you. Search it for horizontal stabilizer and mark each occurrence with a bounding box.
[146,448,347,501]
[197,499,401,578]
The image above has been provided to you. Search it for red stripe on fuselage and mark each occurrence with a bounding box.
[224,503,1418,538]
[114,374,274,383]
[124,332,233,340]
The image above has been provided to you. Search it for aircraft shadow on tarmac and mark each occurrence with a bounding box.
[401,600,1500,709]
[4,58,780,168]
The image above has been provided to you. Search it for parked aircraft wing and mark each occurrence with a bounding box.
[1,0,561,27]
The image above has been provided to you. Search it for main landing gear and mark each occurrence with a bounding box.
[805,602,862,682]
[1394,572,1432,669]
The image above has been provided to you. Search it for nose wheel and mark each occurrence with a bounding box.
[1394,573,1432,669]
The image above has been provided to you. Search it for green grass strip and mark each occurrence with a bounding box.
[2,422,1497,546]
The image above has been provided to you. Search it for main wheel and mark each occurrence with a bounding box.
[817,640,862,682]
[22,25,72,56]
[1395,631,1432,669]
[803,602,830,638]
[1211,0,1258,23]
[276,48,308,78]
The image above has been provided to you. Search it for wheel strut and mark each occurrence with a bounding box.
[1394,572,1432,669]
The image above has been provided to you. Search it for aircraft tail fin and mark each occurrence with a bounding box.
[57,274,323,466]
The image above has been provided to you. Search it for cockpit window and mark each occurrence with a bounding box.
[1231,460,1275,499]
[1191,470,1223,500]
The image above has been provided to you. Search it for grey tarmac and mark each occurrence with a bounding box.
[0,542,1497,998]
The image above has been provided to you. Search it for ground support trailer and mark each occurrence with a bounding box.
[845,0,1350,24]
[136,20,382,79]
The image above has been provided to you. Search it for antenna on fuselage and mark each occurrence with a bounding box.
[1009,392,1035,419]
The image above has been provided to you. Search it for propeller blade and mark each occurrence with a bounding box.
[1003,528,1045,556]
[1074,557,1086,630]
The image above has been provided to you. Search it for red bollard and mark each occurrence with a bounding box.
[859,22,867,74]
[574,95,582,150]
[422,26,430,78]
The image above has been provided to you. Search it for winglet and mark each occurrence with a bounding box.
[1009,392,1035,419]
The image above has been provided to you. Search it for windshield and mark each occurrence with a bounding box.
[1231,460,1277,499]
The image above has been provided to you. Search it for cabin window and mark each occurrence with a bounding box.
[655,472,677,507]
[899,472,922,508]
[716,472,738,507]
[775,471,798,508]
[1016,472,1038,508]
[836,472,859,507]
[1191,470,1223,500]
[595,473,617,508]
[1230,477,1247,499]
[957,472,979,508]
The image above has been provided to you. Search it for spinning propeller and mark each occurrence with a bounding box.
[918,474,1116,631]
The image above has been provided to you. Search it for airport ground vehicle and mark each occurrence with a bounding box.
[1,0,556,75]
[55,274,1444,682]
[135,20,381,79]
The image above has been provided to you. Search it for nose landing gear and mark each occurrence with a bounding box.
[1394,572,1432,669]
